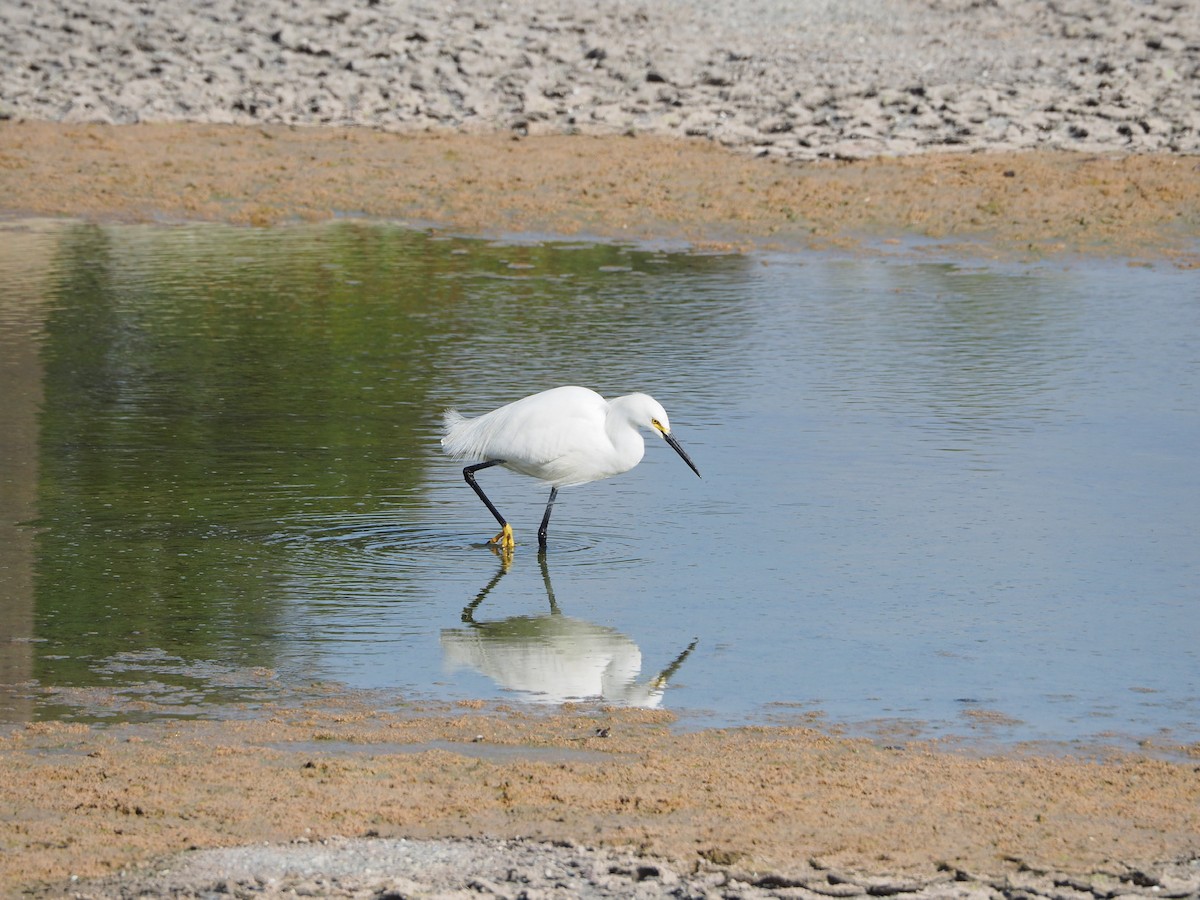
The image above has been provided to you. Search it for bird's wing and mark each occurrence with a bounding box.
[495,399,606,467]
[441,387,613,486]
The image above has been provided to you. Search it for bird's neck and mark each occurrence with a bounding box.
[605,397,647,473]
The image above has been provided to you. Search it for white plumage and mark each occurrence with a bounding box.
[441,386,700,552]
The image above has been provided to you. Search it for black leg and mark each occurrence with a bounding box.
[463,460,514,551]
[537,486,558,549]
[463,460,507,528]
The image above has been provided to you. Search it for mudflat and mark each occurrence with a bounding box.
[2,122,1199,264]
[2,703,1199,898]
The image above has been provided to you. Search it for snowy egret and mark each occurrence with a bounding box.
[441,385,701,552]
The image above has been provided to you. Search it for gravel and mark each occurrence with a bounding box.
[65,835,1200,899]
[2,0,1199,159]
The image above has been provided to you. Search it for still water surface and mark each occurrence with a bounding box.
[1,220,1196,748]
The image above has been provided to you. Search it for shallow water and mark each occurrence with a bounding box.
[1,220,1197,749]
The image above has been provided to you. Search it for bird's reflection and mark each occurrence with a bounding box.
[441,554,696,708]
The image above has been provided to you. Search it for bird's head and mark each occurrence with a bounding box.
[623,393,701,479]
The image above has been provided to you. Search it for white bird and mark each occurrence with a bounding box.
[440,386,701,552]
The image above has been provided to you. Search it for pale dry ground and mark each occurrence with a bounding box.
[1,122,1198,896]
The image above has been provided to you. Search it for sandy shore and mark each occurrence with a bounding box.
[1,0,1198,261]
[3,705,1199,898]
[2,122,1199,264]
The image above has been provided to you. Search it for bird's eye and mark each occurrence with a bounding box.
[651,418,662,430]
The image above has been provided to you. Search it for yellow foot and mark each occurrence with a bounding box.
[488,523,515,552]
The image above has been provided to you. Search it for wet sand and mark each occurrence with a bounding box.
[2,121,1199,263]
[3,703,1200,897]
[2,122,1200,896]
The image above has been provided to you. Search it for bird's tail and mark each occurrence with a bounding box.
[440,408,474,459]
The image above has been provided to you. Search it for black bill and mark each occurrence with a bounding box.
[663,431,701,478]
